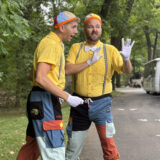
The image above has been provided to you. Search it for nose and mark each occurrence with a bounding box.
[93,27,97,31]
[75,27,78,34]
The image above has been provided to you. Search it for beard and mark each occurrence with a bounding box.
[86,31,101,42]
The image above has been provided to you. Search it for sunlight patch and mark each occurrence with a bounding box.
[154,119,160,122]
[129,108,137,111]
[137,119,148,122]
[117,108,125,111]
[10,151,15,155]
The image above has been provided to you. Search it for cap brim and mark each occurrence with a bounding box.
[54,17,80,28]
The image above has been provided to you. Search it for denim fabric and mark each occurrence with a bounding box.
[29,91,65,149]
[88,96,113,125]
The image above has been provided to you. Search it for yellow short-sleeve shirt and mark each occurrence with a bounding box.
[67,40,124,97]
[32,32,65,90]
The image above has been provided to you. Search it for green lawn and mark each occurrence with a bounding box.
[0,103,70,160]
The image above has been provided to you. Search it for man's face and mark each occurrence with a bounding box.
[84,19,102,42]
[63,21,78,42]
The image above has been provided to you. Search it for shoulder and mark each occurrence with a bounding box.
[71,42,84,48]
[103,44,120,56]
[42,36,57,45]
[104,44,118,51]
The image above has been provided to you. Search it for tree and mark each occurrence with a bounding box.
[0,0,30,54]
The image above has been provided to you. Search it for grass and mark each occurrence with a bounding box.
[0,91,121,160]
[0,103,70,160]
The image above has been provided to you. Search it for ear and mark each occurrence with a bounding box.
[59,25,65,33]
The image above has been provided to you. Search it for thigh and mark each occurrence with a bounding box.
[29,91,65,148]
[89,96,113,125]
[70,103,91,131]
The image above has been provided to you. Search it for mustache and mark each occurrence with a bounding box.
[91,31,98,35]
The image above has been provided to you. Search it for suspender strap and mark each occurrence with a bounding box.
[76,43,83,61]
[74,43,83,90]
[58,53,63,80]
[102,43,107,94]
[74,43,107,94]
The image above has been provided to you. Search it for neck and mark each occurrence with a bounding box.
[86,40,98,47]
[53,30,63,42]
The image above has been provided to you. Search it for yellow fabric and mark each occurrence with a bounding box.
[67,40,124,97]
[32,32,65,90]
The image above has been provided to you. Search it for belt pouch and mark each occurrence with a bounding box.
[29,101,44,120]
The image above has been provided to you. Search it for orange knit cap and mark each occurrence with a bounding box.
[84,13,102,25]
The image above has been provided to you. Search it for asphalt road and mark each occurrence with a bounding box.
[80,88,160,160]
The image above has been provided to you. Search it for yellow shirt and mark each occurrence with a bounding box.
[32,32,65,90]
[67,40,124,97]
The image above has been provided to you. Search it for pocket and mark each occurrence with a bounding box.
[29,101,44,120]
[106,106,113,123]
[106,121,116,138]
[105,97,113,123]
[43,120,64,131]
[43,120,65,148]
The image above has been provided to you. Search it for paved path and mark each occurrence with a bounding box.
[80,88,160,160]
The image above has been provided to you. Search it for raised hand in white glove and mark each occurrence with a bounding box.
[120,38,135,61]
[67,94,84,107]
[87,47,103,65]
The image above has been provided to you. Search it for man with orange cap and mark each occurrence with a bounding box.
[16,11,84,160]
[65,13,135,160]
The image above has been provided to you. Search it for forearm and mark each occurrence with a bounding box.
[35,62,84,107]
[65,61,89,75]
[123,60,132,74]
[35,62,69,100]
[36,75,69,101]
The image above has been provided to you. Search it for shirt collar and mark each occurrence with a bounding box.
[84,40,102,52]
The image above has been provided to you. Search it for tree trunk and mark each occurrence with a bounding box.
[144,26,152,61]
[100,0,112,18]
[153,32,158,59]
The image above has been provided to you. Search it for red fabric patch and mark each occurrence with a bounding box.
[54,15,58,27]
[43,120,64,131]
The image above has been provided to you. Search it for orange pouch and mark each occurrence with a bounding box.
[43,120,64,131]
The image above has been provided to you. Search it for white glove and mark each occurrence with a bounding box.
[87,47,103,65]
[120,38,135,61]
[67,94,84,107]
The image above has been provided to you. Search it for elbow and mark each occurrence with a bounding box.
[124,67,132,74]
[128,66,133,74]
[65,62,73,76]
[65,69,70,76]
[65,66,72,76]
[35,75,43,86]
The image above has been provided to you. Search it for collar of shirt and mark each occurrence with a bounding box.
[84,40,101,52]
[85,46,97,52]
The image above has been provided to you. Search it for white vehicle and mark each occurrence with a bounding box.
[143,58,160,94]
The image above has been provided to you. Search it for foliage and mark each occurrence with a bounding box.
[0,0,31,54]
[0,0,50,107]
[1,0,160,108]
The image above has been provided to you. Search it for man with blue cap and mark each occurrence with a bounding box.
[17,11,83,160]
[65,13,135,160]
